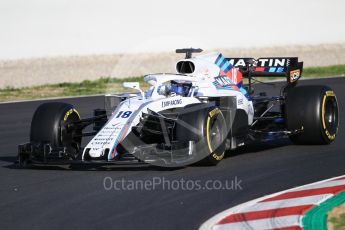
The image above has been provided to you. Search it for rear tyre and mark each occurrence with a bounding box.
[285,85,339,145]
[30,102,82,156]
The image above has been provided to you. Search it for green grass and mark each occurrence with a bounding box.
[0,76,147,102]
[0,65,344,102]
[329,212,345,230]
[54,76,145,95]
[303,65,345,78]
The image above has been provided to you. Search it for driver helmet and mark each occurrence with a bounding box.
[170,81,192,96]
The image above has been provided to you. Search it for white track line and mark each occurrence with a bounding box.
[292,179,345,191]
[212,215,301,230]
[236,194,331,213]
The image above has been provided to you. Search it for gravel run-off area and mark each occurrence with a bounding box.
[1,43,345,89]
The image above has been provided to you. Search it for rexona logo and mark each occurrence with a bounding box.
[162,99,183,108]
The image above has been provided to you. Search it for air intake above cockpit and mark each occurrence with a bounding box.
[176,61,195,74]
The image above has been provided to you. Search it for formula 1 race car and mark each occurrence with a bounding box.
[17,48,339,168]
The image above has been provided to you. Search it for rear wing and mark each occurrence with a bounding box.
[226,57,303,83]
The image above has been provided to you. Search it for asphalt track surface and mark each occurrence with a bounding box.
[0,77,344,230]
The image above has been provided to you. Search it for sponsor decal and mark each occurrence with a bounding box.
[213,76,236,90]
[64,108,80,121]
[161,99,183,108]
[230,59,246,67]
[212,152,224,161]
[237,98,243,106]
[206,108,224,160]
[326,90,336,97]
[257,58,286,67]
[203,68,211,78]
[93,141,111,145]
[228,58,288,67]
[209,107,221,117]
[325,130,336,140]
[215,76,233,85]
[322,91,338,140]
[289,69,301,82]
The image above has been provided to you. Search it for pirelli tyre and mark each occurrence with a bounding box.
[285,85,339,145]
[175,105,227,166]
[30,102,82,155]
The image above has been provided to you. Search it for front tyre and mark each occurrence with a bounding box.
[285,85,339,145]
[30,102,82,157]
[176,106,227,166]
[202,107,227,165]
